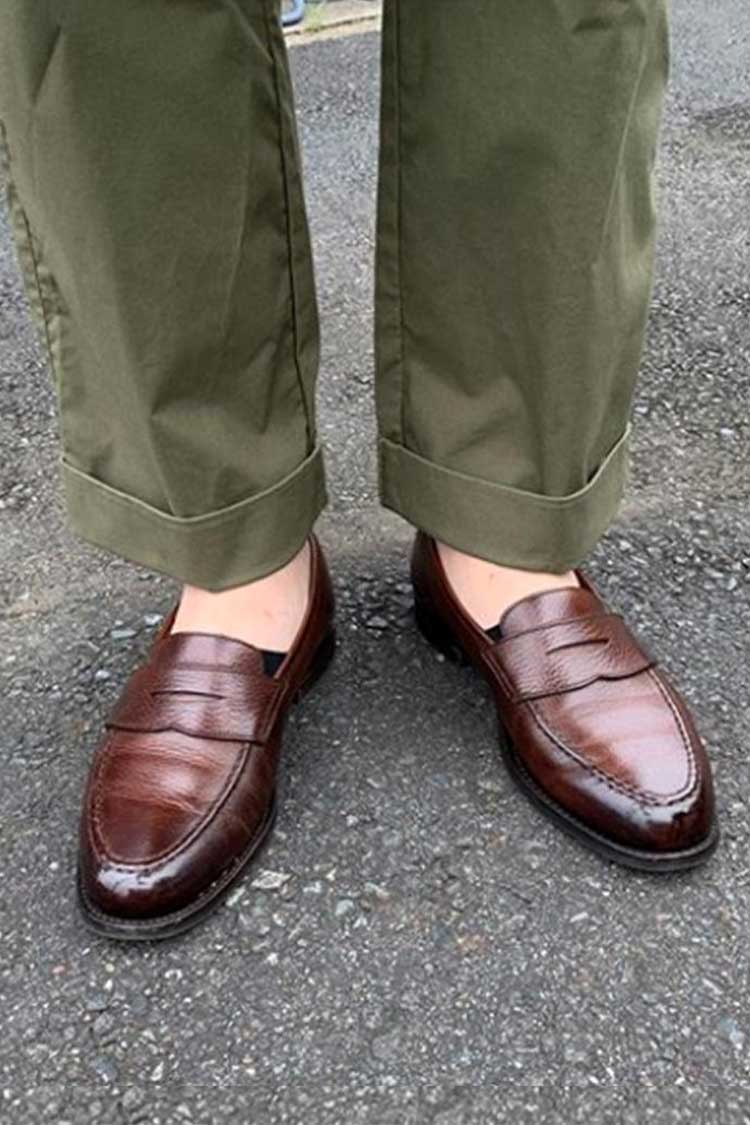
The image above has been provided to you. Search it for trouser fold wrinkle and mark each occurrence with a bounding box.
[0,0,669,586]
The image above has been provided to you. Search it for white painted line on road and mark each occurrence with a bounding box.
[286,3,381,45]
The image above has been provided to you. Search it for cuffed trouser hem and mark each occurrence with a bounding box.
[63,446,327,591]
[378,430,631,574]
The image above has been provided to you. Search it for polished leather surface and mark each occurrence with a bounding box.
[78,536,335,925]
[412,533,716,860]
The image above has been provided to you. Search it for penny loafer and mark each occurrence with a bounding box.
[77,536,335,940]
[411,533,718,871]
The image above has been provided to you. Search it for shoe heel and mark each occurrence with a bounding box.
[297,628,336,701]
[414,599,466,665]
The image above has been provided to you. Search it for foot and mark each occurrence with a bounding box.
[173,540,311,657]
[413,533,717,870]
[77,536,335,940]
[436,541,579,630]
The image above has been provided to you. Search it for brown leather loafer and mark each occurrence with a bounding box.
[77,536,335,940]
[412,534,718,871]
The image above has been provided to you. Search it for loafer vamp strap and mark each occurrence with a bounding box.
[485,613,655,704]
[106,653,283,744]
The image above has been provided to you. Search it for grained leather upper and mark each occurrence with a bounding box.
[107,633,284,744]
[485,604,654,703]
[79,536,334,921]
[412,533,715,855]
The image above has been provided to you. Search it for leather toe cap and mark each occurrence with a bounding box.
[517,669,717,861]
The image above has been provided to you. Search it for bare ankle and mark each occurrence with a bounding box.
[173,541,311,652]
[436,541,578,629]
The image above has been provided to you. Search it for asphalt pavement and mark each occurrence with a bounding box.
[1,2,749,1121]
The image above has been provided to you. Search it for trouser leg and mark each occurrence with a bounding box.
[376,0,669,572]
[0,0,323,590]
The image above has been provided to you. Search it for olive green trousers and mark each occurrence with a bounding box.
[0,0,668,589]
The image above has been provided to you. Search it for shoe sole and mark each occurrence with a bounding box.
[76,627,337,942]
[414,602,719,873]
